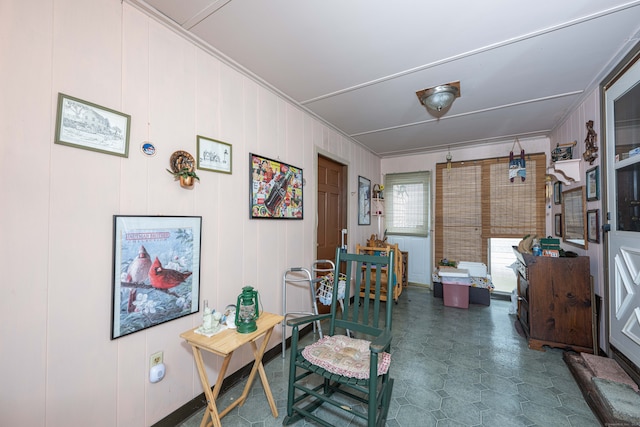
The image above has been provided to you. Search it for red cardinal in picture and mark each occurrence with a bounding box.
[126,245,153,284]
[149,257,192,289]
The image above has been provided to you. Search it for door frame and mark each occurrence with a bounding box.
[600,41,640,382]
[314,147,349,260]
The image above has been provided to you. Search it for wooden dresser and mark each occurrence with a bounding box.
[514,249,594,353]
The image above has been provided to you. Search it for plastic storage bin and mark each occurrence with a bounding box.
[438,267,471,286]
[456,262,487,278]
[442,282,470,309]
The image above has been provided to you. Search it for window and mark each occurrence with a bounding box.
[384,171,431,237]
[435,153,546,264]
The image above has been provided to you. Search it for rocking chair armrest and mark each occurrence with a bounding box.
[286,313,331,328]
[370,329,392,354]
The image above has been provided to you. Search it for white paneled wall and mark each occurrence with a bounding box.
[0,1,381,426]
[387,235,430,284]
[549,89,606,350]
[550,89,603,296]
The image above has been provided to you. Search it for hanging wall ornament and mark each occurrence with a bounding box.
[446,149,452,170]
[509,138,526,182]
[582,120,598,165]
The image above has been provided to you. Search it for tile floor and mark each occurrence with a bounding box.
[179,286,600,426]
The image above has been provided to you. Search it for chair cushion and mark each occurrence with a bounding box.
[301,335,391,379]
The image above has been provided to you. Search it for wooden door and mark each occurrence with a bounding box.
[317,155,347,263]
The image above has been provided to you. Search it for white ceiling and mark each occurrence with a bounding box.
[130,0,640,157]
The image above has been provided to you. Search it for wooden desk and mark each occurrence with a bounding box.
[180,312,284,427]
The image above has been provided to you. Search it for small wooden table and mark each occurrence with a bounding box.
[180,312,284,427]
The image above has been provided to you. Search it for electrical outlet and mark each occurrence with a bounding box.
[150,351,163,367]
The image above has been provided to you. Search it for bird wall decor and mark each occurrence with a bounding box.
[126,245,153,284]
[149,257,193,289]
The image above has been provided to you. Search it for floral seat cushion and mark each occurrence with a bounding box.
[301,335,391,379]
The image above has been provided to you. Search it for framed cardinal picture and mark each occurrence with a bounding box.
[111,215,202,339]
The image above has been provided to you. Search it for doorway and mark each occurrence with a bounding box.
[489,238,520,294]
[604,51,640,374]
[317,155,347,263]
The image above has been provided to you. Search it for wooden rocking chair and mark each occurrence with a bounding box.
[283,248,395,427]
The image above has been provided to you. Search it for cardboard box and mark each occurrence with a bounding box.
[442,283,470,308]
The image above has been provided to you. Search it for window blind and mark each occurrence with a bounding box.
[384,171,431,237]
[435,153,546,264]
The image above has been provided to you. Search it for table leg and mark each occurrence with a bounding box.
[252,340,278,416]
[191,346,222,427]
[236,327,278,416]
[212,351,233,401]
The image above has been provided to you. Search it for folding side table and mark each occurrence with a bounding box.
[180,312,284,427]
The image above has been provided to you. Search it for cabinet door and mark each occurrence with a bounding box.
[530,258,592,348]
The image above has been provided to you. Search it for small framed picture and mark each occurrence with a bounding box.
[197,135,232,174]
[55,93,130,157]
[586,166,599,201]
[554,181,562,205]
[358,175,371,225]
[587,209,600,243]
[554,213,562,237]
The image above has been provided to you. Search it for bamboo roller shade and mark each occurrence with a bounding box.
[435,153,546,264]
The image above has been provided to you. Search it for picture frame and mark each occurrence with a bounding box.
[55,93,130,157]
[358,175,371,225]
[249,153,303,219]
[196,135,232,174]
[555,213,563,237]
[111,215,202,339]
[587,209,600,244]
[586,166,600,201]
[551,141,576,162]
[562,186,587,249]
[553,181,562,205]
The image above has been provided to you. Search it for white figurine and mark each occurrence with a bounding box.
[224,304,237,329]
[202,306,214,331]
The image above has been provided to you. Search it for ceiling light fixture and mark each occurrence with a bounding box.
[416,81,461,112]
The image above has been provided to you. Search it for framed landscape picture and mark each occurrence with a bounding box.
[197,135,232,174]
[111,215,202,339]
[249,153,303,219]
[55,93,130,157]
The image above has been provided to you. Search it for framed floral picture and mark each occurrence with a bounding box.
[358,175,371,225]
[111,215,202,339]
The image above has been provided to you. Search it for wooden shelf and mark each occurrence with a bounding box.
[372,197,384,216]
[547,159,582,185]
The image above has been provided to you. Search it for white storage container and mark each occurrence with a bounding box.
[437,267,469,278]
[456,261,487,278]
